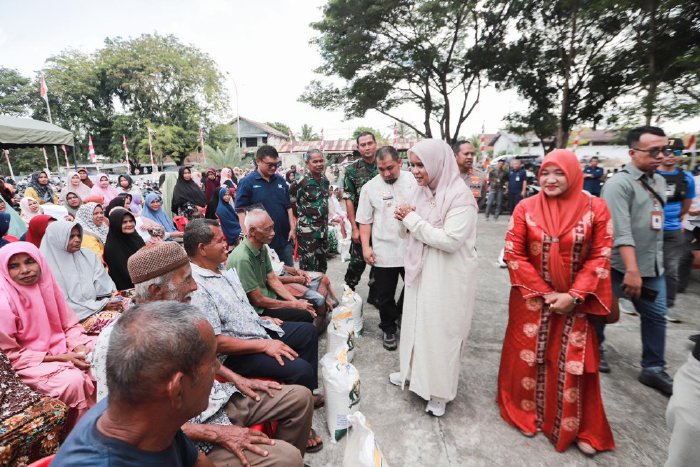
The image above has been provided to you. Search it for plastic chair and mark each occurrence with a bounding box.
[27,454,55,467]
[173,215,188,232]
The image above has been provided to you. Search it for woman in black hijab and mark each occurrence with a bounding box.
[103,209,145,290]
[171,167,206,218]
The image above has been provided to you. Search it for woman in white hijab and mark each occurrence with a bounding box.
[19,197,43,223]
[61,171,92,201]
[40,220,121,335]
[390,139,478,417]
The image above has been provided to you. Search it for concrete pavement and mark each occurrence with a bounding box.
[306,216,700,466]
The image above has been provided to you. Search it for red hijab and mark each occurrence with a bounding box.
[529,149,589,292]
[25,215,56,248]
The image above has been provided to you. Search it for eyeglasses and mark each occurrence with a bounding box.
[632,147,673,158]
[260,161,280,169]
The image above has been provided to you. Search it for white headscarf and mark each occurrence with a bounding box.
[40,220,116,321]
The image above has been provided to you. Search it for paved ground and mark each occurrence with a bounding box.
[305,215,700,467]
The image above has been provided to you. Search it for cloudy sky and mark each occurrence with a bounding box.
[0,0,696,140]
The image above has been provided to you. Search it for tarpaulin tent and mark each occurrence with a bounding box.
[0,115,74,148]
[0,115,76,178]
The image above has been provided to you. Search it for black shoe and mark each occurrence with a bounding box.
[689,334,699,343]
[367,295,380,307]
[599,349,610,374]
[382,332,397,351]
[638,370,673,397]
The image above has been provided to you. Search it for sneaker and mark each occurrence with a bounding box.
[665,312,682,323]
[638,369,673,397]
[598,348,610,374]
[389,372,403,387]
[425,398,446,417]
[382,332,397,351]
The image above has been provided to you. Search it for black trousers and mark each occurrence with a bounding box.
[262,307,313,323]
[373,266,404,334]
[224,321,319,390]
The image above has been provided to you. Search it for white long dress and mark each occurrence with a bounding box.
[398,205,478,401]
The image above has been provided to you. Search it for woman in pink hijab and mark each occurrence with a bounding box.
[89,173,119,206]
[0,242,96,430]
[390,139,479,417]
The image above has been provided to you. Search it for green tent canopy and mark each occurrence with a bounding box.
[0,115,74,149]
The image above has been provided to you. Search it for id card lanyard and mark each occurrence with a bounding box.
[638,176,664,231]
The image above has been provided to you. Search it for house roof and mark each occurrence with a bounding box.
[490,128,623,147]
[229,117,289,139]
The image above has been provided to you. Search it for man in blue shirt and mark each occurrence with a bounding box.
[53,302,215,466]
[657,149,696,318]
[507,158,527,212]
[583,156,605,196]
[236,145,296,266]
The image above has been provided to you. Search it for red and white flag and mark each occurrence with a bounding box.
[42,147,50,171]
[392,123,398,146]
[199,127,205,152]
[61,145,70,170]
[479,134,486,154]
[122,135,130,166]
[320,128,325,152]
[88,135,97,163]
[40,75,48,103]
[571,129,582,151]
[686,134,696,151]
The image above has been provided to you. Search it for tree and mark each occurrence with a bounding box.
[266,121,291,136]
[299,124,319,141]
[0,67,32,116]
[133,125,197,166]
[203,141,248,169]
[352,126,384,142]
[623,0,700,125]
[208,124,239,150]
[485,0,633,148]
[300,0,507,143]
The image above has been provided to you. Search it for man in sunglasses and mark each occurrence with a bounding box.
[600,125,673,396]
[236,145,297,266]
[657,140,695,321]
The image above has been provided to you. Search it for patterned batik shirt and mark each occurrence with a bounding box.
[290,173,330,239]
[342,158,378,207]
[189,262,284,364]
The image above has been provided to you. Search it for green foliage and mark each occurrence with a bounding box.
[131,124,197,166]
[21,33,228,164]
[0,67,33,116]
[203,140,249,170]
[266,122,291,136]
[301,0,504,143]
[208,124,239,150]
[299,124,319,141]
[352,127,384,142]
[485,0,633,148]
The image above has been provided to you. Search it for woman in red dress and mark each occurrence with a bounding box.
[497,149,615,455]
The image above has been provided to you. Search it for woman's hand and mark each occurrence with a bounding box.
[543,293,576,315]
[394,204,415,221]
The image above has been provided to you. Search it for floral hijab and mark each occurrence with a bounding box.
[75,202,109,243]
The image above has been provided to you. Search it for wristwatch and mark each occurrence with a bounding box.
[570,294,583,305]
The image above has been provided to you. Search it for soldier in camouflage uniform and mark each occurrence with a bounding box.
[290,149,330,273]
[343,132,379,292]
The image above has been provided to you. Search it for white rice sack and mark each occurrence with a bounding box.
[340,237,352,261]
[343,412,388,467]
[327,313,355,362]
[320,346,361,442]
[341,285,364,336]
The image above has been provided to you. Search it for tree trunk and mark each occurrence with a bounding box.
[423,77,433,138]
[557,8,577,148]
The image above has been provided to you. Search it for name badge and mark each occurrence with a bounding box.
[665,183,676,197]
[651,210,663,230]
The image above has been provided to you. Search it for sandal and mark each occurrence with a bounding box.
[313,394,325,409]
[306,428,324,453]
[576,440,597,457]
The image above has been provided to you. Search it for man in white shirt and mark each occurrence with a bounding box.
[356,146,417,350]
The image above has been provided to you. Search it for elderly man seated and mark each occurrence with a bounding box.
[89,242,315,465]
[184,219,324,451]
[53,301,217,465]
[228,209,317,324]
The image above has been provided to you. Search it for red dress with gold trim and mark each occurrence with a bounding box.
[496,196,615,452]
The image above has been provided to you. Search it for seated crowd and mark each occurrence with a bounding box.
[0,167,333,465]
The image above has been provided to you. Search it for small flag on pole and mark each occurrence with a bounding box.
[572,129,582,151]
[42,147,50,171]
[147,128,155,166]
[320,128,325,152]
[4,150,15,180]
[88,135,97,163]
[61,145,70,171]
[392,123,398,146]
[40,75,49,103]
[122,135,130,166]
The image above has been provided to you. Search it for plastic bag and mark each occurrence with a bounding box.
[320,346,361,442]
[327,311,355,362]
[343,412,388,467]
[340,237,352,262]
[341,285,364,336]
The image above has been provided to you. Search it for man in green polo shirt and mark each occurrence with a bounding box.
[228,208,316,324]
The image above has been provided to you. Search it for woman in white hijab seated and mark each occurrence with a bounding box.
[40,220,122,335]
